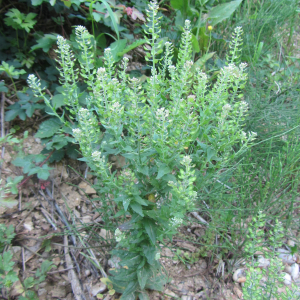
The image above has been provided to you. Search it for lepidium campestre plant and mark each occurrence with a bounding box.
[27,1,255,298]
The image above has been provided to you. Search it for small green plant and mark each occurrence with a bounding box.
[0,224,16,252]
[0,251,19,290]
[0,223,55,300]
[0,61,26,93]
[242,212,300,300]
[27,1,256,297]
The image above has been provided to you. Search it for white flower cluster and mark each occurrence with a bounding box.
[91,151,104,162]
[239,101,248,114]
[111,102,122,114]
[27,75,41,92]
[181,155,192,166]
[170,216,183,228]
[97,67,106,75]
[184,61,193,69]
[156,107,169,121]
[75,25,87,35]
[72,128,82,138]
[57,35,70,54]
[115,228,125,242]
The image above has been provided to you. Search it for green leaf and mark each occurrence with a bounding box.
[138,292,150,300]
[35,118,62,138]
[208,0,243,26]
[121,281,139,299]
[142,245,156,265]
[137,165,149,176]
[134,196,148,206]
[0,82,8,92]
[51,94,65,108]
[170,0,188,15]
[143,219,156,245]
[31,0,44,5]
[130,203,144,216]
[37,165,51,180]
[31,34,57,52]
[117,39,147,57]
[123,197,131,211]
[156,163,170,179]
[191,52,215,72]
[137,264,152,289]
[191,34,200,53]
[110,39,127,62]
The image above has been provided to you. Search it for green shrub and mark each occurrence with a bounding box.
[27,1,256,298]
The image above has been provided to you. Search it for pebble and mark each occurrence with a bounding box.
[233,269,247,283]
[257,256,270,268]
[278,253,297,265]
[91,282,107,296]
[282,272,292,285]
[290,263,299,280]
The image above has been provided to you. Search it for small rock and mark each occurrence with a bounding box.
[181,296,193,300]
[78,181,96,194]
[287,240,295,247]
[165,289,178,298]
[38,288,47,297]
[279,253,297,265]
[282,272,292,285]
[257,256,270,268]
[24,222,33,231]
[91,282,107,296]
[233,286,243,299]
[82,215,92,223]
[100,229,107,239]
[233,269,247,283]
[50,286,67,298]
[290,263,299,280]
[85,270,91,277]
[53,257,61,266]
[108,256,121,269]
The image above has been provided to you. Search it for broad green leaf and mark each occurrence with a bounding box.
[134,196,148,206]
[100,0,120,40]
[208,0,243,26]
[142,245,156,265]
[143,219,156,245]
[0,82,8,92]
[170,0,188,15]
[130,203,143,216]
[117,39,147,57]
[31,0,44,5]
[191,52,215,72]
[110,39,127,62]
[51,94,65,108]
[191,34,200,53]
[123,197,131,211]
[35,118,62,138]
[137,165,149,176]
[121,281,138,299]
[137,264,151,289]
[156,163,170,179]
[31,34,57,52]
[138,292,150,300]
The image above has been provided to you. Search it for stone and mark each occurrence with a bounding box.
[91,282,107,296]
[78,181,96,194]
